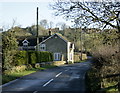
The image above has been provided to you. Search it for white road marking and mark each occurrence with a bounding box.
[65,70,68,72]
[82,72,86,79]
[42,79,54,87]
[55,72,62,77]
[0,79,18,88]
[33,91,38,93]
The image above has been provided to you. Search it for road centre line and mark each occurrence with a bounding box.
[42,79,54,87]
[55,72,62,77]
[65,69,68,71]
[33,91,38,93]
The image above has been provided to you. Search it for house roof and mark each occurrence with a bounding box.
[39,33,70,44]
[55,33,69,42]
[18,36,49,46]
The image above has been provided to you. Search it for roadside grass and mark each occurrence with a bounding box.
[2,70,36,84]
[85,68,119,92]
[2,65,57,84]
[101,82,118,92]
[74,59,87,63]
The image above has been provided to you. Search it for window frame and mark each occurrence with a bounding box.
[54,53,61,61]
[40,44,46,51]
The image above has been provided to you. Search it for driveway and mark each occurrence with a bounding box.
[2,60,92,93]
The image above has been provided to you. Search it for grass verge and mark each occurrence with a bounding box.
[74,59,87,63]
[85,68,119,92]
[2,65,57,84]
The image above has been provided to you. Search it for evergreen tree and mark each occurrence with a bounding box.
[2,29,18,71]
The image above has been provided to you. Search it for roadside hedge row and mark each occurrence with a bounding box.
[14,51,53,66]
[85,68,101,92]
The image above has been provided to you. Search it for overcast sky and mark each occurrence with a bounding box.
[0,0,73,30]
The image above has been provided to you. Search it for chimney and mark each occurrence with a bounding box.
[49,28,52,36]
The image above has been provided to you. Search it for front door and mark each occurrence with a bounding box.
[54,53,61,61]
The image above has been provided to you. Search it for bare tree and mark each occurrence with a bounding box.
[49,21,54,28]
[51,0,120,30]
[40,19,48,29]
[56,22,68,30]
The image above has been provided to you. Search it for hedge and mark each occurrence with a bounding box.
[28,51,37,65]
[14,51,28,66]
[15,51,53,66]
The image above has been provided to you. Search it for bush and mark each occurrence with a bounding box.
[28,51,37,65]
[90,45,120,91]
[37,51,53,62]
[13,65,27,72]
[85,68,101,92]
[14,51,53,66]
[35,63,41,68]
[14,51,27,66]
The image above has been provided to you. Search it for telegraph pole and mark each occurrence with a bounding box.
[80,28,83,61]
[36,7,39,62]
[36,7,39,51]
[75,19,83,61]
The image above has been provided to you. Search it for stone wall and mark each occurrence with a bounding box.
[74,53,87,62]
[38,61,66,67]
[53,61,66,66]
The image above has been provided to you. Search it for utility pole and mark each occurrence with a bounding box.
[36,7,39,51]
[36,7,39,62]
[80,28,83,61]
[75,19,83,61]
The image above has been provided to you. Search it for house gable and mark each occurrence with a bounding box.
[39,33,69,45]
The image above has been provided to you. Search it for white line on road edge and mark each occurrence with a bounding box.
[0,79,18,88]
[33,91,38,93]
[42,79,54,87]
[55,72,62,77]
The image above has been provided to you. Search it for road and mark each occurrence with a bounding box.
[2,61,91,93]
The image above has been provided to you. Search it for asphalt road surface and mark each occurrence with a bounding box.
[2,60,91,93]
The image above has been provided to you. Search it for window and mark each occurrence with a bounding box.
[54,53,61,61]
[70,53,72,60]
[40,44,46,51]
[22,39,29,46]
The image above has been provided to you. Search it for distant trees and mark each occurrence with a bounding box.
[12,26,32,37]
[40,19,48,29]
[26,25,48,36]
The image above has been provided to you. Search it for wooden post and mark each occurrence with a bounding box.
[36,7,39,62]
[36,7,39,51]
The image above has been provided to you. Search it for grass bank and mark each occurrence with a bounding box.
[74,59,88,63]
[2,65,57,84]
[85,67,119,92]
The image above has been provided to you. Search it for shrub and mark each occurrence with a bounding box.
[85,68,101,92]
[37,51,53,62]
[28,51,37,65]
[26,64,33,70]
[35,63,41,68]
[13,65,27,72]
[14,51,53,66]
[14,51,27,66]
[90,45,120,91]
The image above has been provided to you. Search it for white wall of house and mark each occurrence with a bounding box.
[67,42,74,63]
[70,44,74,63]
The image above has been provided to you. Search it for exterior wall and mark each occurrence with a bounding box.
[53,61,66,66]
[18,46,35,50]
[39,34,67,61]
[69,49,74,63]
[67,42,70,63]
[67,42,74,63]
